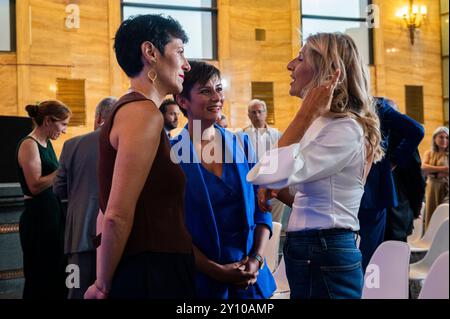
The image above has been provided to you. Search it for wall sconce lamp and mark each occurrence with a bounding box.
[396,0,427,45]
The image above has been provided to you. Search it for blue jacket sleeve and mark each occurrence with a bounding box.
[380,99,425,168]
[240,132,273,237]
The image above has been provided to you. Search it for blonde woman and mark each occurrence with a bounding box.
[422,126,449,229]
[247,33,383,299]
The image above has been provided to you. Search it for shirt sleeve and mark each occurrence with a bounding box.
[247,119,364,189]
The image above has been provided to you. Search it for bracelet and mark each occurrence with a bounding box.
[249,253,265,270]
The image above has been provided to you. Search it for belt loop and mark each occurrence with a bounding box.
[318,230,327,251]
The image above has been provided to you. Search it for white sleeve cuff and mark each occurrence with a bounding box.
[246,143,304,189]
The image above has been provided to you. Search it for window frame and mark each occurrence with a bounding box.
[0,0,16,52]
[120,0,218,61]
[299,0,374,65]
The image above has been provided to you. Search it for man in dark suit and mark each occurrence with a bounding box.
[54,97,116,298]
[160,98,180,140]
[358,97,424,272]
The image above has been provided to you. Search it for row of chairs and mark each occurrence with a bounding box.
[266,204,449,299]
[408,204,449,253]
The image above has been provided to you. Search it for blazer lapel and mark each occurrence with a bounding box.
[173,128,221,260]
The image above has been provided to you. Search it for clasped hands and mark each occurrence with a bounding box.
[217,256,261,290]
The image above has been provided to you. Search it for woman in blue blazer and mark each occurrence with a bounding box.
[172,61,276,299]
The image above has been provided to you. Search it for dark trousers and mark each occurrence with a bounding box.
[109,251,196,299]
[358,208,387,272]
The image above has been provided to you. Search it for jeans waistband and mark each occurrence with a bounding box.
[287,228,356,238]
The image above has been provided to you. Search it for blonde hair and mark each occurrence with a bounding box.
[303,32,383,163]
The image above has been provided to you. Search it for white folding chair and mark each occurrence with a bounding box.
[409,204,449,253]
[270,256,290,299]
[362,241,410,299]
[410,219,449,282]
[418,251,449,299]
[407,204,425,244]
[264,222,282,272]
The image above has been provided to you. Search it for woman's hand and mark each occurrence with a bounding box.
[214,257,257,286]
[234,257,260,289]
[257,188,279,212]
[299,69,341,119]
[84,281,109,299]
[278,69,341,148]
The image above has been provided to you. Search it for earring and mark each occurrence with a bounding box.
[148,70,158,83]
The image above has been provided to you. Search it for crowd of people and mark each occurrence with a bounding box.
[15,14,448,299]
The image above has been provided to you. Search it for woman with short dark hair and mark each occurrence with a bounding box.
[173,60,276,299]
[84,14,194,299]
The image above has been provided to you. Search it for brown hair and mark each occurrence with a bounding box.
[303,32,384,163]
[25,100,71,126]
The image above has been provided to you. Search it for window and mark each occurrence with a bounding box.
[300,0,373,65]
[56,78,86,126]
[121,0,217,60]
[0,0,15,52]
[405,85,424,124]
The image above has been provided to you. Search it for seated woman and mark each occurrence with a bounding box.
[247,33,383,299]
[172,61,276,299]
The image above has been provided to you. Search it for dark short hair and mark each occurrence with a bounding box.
[114,14,188,77]
[175,60,221,117]
[159,98,177,115]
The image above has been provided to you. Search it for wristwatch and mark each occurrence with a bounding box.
[249,253,265,270]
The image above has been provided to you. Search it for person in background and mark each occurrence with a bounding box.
[160,98,180,139]
[242,99,289,237]
[383,100,426,243]
[53,96,117,299]
[243,99,281,160]
[84,14,194,299]
[16,100,71,299]
[358,97,424,270]
[173,60,276,299]
[422,126,449,229]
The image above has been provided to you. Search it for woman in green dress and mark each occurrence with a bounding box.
[16,100,71,299]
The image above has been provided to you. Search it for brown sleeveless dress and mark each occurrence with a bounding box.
[98,91,195,298]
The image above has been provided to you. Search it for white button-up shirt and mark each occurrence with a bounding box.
[247,116,366,232]
[242,124,282,161]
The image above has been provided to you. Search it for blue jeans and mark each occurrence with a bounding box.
[283,228,363,299]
